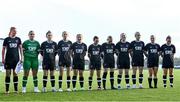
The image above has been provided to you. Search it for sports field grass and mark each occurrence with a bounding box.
[0,69,180,101]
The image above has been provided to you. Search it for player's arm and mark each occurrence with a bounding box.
[69,44,74,58]
[171,45,176,59]
[55,42,58,56]
[157,44,161,57]
[37,42,41,55]
[115,43,119,56]
[57,41,61,56]
[17,38,23,62]
[143,45,148,57]
[100,43,105,59]
[88,45,91,58]
[40,42,44,56]
[2,38,7,64]
[160,45,164,57]
[2,46,6,64]
[19,44,23,62]
[113,43,116,55]
[129,42,133,57]
[82,44,87,57]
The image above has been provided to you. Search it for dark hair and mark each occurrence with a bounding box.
[107,35,112,39]
[135,32,140,36]
[166,35,171,40]
[9,27,16,36]
[93,36,99,41]
[46,30,51,36]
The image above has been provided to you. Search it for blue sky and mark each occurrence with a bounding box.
[0,0,180,57]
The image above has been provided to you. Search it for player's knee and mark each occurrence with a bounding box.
[6,70,11,76]
[119,70,123,75]
[79,71,84,77]
[43,71,48,76]
[50,71,54,76]
[125,70,129,75]
[149,73,152,77]
[90,70,94,77]
[97,71,101,78]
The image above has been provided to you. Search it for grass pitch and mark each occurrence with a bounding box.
[0,69,180,101]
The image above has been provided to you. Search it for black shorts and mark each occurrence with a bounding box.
[132,57,144,67]
[162,60,174,69]
[72,60,85,70]
[89,61,101,70]
[103,60,115,68]
[147,58,159,68]
[59,58,71,67]
[43,60,55,71]
[117,58,130,69]
[4,60,19,70]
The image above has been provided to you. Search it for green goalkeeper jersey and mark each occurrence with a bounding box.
[23,40,40,58]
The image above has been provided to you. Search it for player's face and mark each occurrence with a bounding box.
[62,32,68,40]
[166,37,171,44]
[77,35,82,42]
[10,29,17,37]
[135,33,141,40]
[47,33,52,40]
[29,32,35,40]
[121,34,126,41]
[107,37,113,43]
[150,36,155,43]
[94,38,99,44]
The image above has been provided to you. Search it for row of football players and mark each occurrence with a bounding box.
[2,27,176,93]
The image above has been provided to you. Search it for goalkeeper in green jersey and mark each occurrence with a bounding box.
[22,31,41,93]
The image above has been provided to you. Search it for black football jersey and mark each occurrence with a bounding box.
[88,44,101,62]
[144,43,161,59]
[3,37,21,61]
[101,42,115,62]
[130,40,145,59]
[115,41,130,58]
[161,44,176,61]
[57,40,72,59]
[70,42,87,60]
[40,41,58,61]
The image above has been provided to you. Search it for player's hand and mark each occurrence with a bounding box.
[88,54,91,58]
[19,59,23,63]
[64,51,71,60]
[80,54,84,60]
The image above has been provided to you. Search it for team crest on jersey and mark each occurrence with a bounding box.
[16,40,19,43]
[171,47,174,51]
[82,45,85,49]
